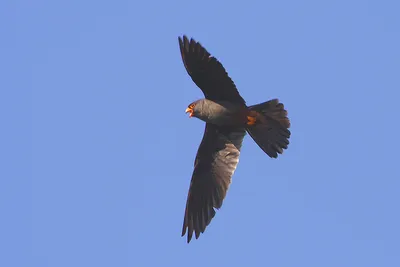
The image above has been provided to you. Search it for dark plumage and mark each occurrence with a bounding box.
[179,35,291,243]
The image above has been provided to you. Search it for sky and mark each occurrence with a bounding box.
[2,0,400,266]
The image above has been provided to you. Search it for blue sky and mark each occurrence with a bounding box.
[2,0,400,266]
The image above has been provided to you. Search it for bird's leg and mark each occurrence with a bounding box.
[246,116,257,125]
[246,111,258,126]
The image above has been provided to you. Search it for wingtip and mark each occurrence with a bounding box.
[181,225,186,237]
[178,35,188,45]
[182,226,193,243]
[178,35,198,46]
[182,211,193,243]
[187,231,193,243]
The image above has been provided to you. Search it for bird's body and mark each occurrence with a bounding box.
[188,99,249,126]
[178,35,291,243]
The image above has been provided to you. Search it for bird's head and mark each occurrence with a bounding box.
[185,99,203,118]
[185,99,218,122]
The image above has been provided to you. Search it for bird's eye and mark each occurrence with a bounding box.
[189,104,195,109]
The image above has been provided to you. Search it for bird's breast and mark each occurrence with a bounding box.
[201,104,248,126]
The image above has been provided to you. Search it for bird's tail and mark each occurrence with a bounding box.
[246,99,291,158]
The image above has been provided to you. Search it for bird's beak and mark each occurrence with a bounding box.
[185,107,193,118]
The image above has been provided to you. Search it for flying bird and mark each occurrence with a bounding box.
[178,35,291,243]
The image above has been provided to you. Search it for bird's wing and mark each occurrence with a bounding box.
[182,123,246,243]
[178,35,246,105]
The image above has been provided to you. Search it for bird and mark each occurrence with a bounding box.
[178,35,291,243]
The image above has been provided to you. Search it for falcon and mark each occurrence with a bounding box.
[178,35,291,243]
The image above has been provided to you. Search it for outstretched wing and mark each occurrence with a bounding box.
[182,123,246,243]
[178,35,246,105]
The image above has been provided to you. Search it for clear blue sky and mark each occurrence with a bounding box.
[2,0,400,266]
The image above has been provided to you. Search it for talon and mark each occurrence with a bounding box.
[247,115,257,126]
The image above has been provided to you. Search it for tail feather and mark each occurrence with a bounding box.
[246,99,291,158]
